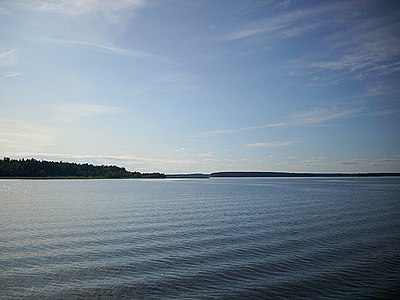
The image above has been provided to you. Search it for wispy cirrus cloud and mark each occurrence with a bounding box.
[23,0,145,23]
[364,108,400,117]
[221,1,400,84]
[57,103,126,121]
[0,49,18,67]
[0,118,58,152]
[371,156,400,166]
[271,108,360,128]
[337,158,364,165]
[153,72,199,91]
[200,107,360,137]
[44,37,164,61]
[370,156,400,172]
[309,40,400,82]
[199,129,235,137]
[218,2,349,42]
[293,6,400,83]
[247,141,297,148]
[2,71,21,78]
[0,50,21,80]
[6,1,159,61]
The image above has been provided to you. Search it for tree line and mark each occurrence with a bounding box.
[0,157,165,178]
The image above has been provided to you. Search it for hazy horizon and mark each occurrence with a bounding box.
[1,1,399,173]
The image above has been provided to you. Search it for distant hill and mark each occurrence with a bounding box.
[0,157,166,179]
[210,171,400,177]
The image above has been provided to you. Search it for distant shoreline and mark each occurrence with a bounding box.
[166,172,400,179]
[208,171,400,178]
[2,173,400,180]
[0,177,165,180]
[1,158,399,179]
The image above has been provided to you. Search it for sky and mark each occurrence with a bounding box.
[0,0,399,173]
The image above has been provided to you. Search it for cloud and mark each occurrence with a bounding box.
[24,0,145,23]
[246,141,297,148]
[202,158,218,162]
[196,152,218,162]
[153,72,199,91]
[2,71,21,78]
[363,82,394,97]
[364,108,400,117]
[218,2,348,42]
[299,156,328,167]
[6,1,154,59]
[0,7,10,15]
[173,147,190,157]
[57,103,126,121]
[199,107,360,137]
[0,49,18,68]
[44,37,163,60]
[221,1,399,84]
[371,156,400,166]
[289,5,400,83]
[369,156,400,172]
[198,129,235,137]
[310,48,400,82]
[198,152,213,157]
[337,159,364,165]
[273,108,360,127]
[0,50,20,80]
[0,118,58,152]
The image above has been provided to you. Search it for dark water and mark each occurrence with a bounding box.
[1,177,400,299]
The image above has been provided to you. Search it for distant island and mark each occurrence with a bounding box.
[209,171,400,177]
[0,157,165,179]
[166,171,400,178]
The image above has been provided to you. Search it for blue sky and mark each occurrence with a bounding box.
[0,0,399,173]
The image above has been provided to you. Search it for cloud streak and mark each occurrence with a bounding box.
[0,49,18,68]
[219,2,349,42]
[247,141,297,148]
[291,4,400,83]
[371,156,400,166]
[200,107,360,137]
[337,159,364,165]
[221,1,400,84]
[24,0,145,22]
[9,1,163,62]
[57,103,126,121]
[0,118,58,152]
[2,71,21,78]
[269,108,360,128]
[45,38,164,60]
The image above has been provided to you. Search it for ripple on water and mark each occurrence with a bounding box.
[1,178,400,299]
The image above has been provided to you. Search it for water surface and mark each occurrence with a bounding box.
[1,177,399,299]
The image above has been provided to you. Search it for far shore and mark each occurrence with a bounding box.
[0,176,165,180]
[3,173,399,180]
[2,158,398,179]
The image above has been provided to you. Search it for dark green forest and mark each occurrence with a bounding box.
[0,157,165,179]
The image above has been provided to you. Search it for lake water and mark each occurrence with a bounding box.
[1,177,399,299]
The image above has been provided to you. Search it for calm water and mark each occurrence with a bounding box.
[1,177,399,299]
